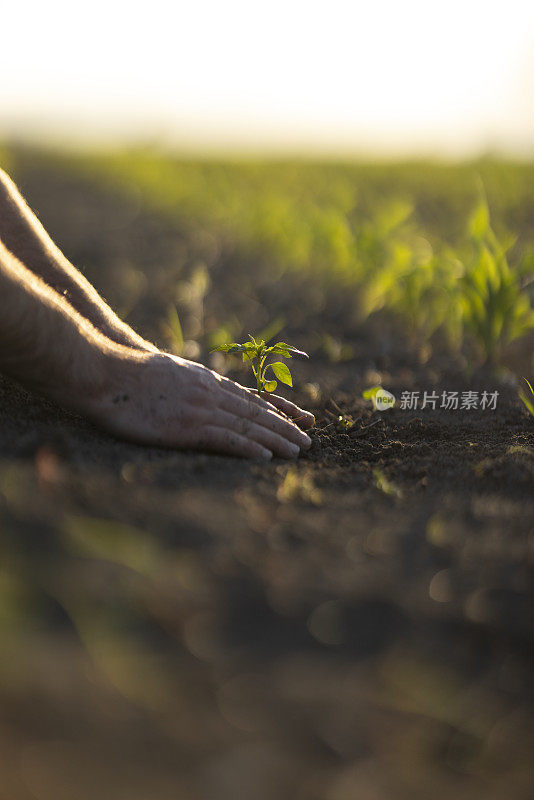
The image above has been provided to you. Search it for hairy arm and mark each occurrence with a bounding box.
[0,239,125,407]
[0,167,156,352]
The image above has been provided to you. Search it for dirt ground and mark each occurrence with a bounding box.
[0,159,533,800]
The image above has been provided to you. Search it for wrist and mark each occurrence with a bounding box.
[77,344,160,419]
[45,339,144,418]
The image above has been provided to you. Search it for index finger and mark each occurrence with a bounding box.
[219,375,279,412]
[217,384,312,449]
[256,391,315,429]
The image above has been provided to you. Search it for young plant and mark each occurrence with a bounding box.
[211,335,308,394]
[519,378,534,418]
[459,194,534,367]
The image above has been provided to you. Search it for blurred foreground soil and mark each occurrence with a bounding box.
[0,156,532,800]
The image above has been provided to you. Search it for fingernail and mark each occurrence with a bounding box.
[288,442,300,458]
[300,433,312,449]
[258,447,273,461]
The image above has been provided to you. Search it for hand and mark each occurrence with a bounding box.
[90,351,314,460]
[252,390,315,430]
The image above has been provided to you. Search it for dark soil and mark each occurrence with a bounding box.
[0,157,533,800]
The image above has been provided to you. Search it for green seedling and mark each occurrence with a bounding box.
[211,334,308,394]
[362,386,381,406]
[519,378,534,418]
[325,409,355,431]
[325,400,355,431]
[336,415,354,431]
[459,194,534,367]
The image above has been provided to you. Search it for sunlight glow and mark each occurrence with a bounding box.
[1,0,534,155]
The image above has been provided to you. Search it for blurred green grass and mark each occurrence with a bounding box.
[3,145,534,369]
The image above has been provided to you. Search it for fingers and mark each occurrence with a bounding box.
[217,387,311,450]
[209,409,301,459]
[259,392,315,430]
[219,377,315,430]
[197,425,273,460]
[219,376,279,413]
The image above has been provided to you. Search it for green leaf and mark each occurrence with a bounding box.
[520,378,534,417]
[362,386,381,400]
[264,380,277,392]
[519,392,534,417]
[287,346,309,358]
[270,342,309,358]
[210,343,237,353]
[210,342,256,355]
[269,362,293,387]
[166,305,184,353]
[469,196,490,240]
[268,346,293,357]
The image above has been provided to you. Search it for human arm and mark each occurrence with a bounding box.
[0,166,156,352]
[0,241,312,459]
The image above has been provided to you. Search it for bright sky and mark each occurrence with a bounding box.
[1,0,534,156]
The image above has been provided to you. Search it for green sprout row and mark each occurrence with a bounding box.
[74,151,534,372]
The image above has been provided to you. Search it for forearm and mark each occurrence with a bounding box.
[0,240,137,411]
[0,167,156,352]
